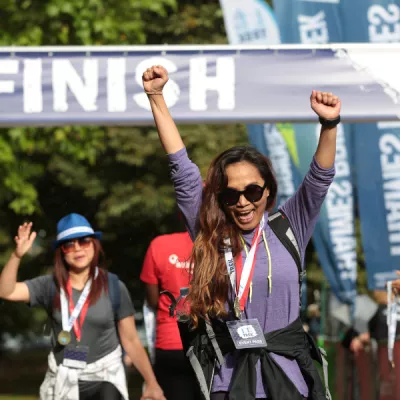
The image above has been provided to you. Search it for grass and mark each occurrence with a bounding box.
[0,397,37,400]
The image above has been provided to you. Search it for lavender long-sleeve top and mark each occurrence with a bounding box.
[168,147,335,398]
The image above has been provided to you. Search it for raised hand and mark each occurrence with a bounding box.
[310,90,341,120]
[142,65,169,95]
[14,222,36,259]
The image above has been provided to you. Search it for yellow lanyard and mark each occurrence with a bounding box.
[240,230,272,302]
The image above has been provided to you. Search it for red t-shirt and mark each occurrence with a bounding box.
[140,232,193,350]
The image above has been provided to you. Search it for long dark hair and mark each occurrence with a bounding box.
[53,238,108,308]
[188,146,277,326]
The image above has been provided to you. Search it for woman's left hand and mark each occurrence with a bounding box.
[141,382,166,400]
[310,90,341,120]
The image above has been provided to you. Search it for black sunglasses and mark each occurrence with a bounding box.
[219,183,267,206]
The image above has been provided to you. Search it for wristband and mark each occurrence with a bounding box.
[319,115,340,128]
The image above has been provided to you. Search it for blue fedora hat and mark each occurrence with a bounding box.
[53,213,102,249]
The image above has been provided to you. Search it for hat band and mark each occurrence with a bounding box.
[57,226,94,241]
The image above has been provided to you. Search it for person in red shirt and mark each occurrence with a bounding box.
[140,230,198,400]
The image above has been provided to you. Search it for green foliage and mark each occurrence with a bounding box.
[0,0,176,46]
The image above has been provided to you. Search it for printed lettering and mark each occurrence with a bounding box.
[24,59,43,113]
[169,254,191,269]
[368,4,400,42]
[107,58,127,112]
[298,11,329,44]
[0,55,239,116]
[53,59,99,112]
[379,133,400,256]
[324,125,357,282]
[228,258,235,275]
[0,60,18,94]
[189,57,235,111]
[238,339,263,345]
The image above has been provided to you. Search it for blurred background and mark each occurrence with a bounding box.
[0,0,399,399]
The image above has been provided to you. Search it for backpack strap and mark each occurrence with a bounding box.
[107,272,121,322]
[268,210,305,302]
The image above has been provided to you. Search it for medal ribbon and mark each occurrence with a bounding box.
[241,229,272,302]
[60,268,97,342]
[387,281,398,367]
[224,215,265,312]
[67,280,90,342]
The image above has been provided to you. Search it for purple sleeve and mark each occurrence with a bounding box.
[280,156,335,261]
[168,148,203,241]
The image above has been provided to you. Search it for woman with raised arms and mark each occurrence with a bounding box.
[142,65,341,400]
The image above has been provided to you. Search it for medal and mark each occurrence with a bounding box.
[234,296,241,319]
[58,330,71,346]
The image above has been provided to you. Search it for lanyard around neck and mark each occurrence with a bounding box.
[223,216,265,316]
[240,229,272,302]
[60,267,98,342]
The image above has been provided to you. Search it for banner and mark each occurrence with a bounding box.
[342,0,400,289]
[273,0,343,44]
[294,124,358,301]
[273,0,357,303]
[1,45,400,126]
[219,0,280,45]
[341,0,400,43]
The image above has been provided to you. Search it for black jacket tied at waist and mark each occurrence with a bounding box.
[178,315,331,400]
[225,317,328,400]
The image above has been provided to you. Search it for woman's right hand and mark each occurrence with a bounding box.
[14,222,36,259]
[142,65,169,95]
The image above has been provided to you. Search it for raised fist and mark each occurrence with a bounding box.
[310,90,341,120]
[142,65,169,95]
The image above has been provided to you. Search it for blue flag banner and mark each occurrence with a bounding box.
[295,124,357,301]
[273,0,357,304]
[1,45,400,126]
[341,0,400,289]
[354,122,400,289]
[273,0,343,44]
[341,0,400,43]
[219,0,280,45]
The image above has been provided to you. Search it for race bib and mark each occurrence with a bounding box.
[226,319,267,349]
[63,344,89,369]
